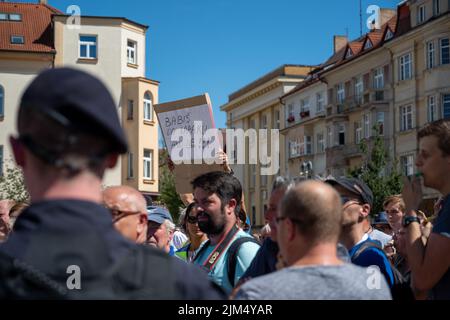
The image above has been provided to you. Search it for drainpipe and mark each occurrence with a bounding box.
[387,47,397,170]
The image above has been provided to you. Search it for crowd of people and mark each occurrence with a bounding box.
[0,68,449,300]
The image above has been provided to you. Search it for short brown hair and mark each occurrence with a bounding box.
[418,119,450,156]
[383,195,405,212]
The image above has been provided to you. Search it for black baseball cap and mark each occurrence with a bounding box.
[18,68,128,155]
[325,177,373,207]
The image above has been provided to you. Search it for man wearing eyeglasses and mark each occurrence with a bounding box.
[103,186,148,244]
[325,177,395,288]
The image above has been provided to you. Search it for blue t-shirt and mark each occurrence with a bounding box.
[193,230,260,294]
[430,194,450,299]
[349,237,394,287]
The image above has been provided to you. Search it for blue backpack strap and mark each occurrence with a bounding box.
[226,236,260,287]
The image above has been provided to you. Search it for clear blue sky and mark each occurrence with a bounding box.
[46,0,399,128]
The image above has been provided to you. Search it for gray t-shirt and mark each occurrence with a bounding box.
[235,264,392,300]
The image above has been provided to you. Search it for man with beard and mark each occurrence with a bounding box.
[192,171,260,294]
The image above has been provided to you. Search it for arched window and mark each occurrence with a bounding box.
[143,92,153,121]
[0,85,4,117]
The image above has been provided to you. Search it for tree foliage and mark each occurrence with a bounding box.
[348,126,402,216]
[0,159,30,203]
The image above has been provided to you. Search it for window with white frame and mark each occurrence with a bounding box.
[377,112,385,135]
[127,153,134,178]
[327,126,333,148]
[261,114,268,129]
[417,5,426,24]
[300,98,310,112]
[384,28,394,41]
[400,105,413,131]
[143,92,153,121]
[364,114,371,138]
[355,76,363,104]
[433,0,440,15]
[428,95,438,122]
[440,38,449,65]
[355,121,362,144]
[427,41,436,69]
[337,83,345,104]
[0,85,4,118]
[305,136,312,155]
[401,154,414,176]
[399,53,412,81]
[317,132,325,153]
[127,40,137,65]
[316,92,324,113]
[127,100,134,120]
[443,94,450,119]
[374,67,384,89]
[288,103,294,116]
[143,149,153,180]
[79,35,97,59]
[9,13,22,21]
[10,35,24,44]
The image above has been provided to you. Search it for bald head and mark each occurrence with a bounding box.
[280,180,343,244]
[103,186,147,243]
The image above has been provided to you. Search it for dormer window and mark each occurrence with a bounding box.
[345,48,353,59]
[384,28,394,41]
[364,39,373,50]
[417,5,426,24]
[0,13,8,21]
[9,13,22,21]
[10,35,24,44]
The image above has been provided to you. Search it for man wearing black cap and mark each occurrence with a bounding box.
[0,68,224,299]
[326,177,395,288]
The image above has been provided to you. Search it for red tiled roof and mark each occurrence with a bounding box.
[0,2,61,53]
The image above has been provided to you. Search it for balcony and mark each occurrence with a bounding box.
[343,143,364,158]
[300,110,310,119]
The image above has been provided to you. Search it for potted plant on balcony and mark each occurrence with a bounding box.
[300,110,310,118]
[287,115,295,123]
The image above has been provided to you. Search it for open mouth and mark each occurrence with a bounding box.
[197,213,210,222]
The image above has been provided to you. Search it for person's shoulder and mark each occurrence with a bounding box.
[234,233,260,255]
[235,268,284,300]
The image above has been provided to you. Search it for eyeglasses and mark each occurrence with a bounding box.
[340,195,363,205]
[107,208,142,223]
[187,215,198,224]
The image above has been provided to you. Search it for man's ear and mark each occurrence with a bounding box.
[137,213,147,233]
[360,204,371,218]
[9,136,25,167]
[227,198,237,216]
[287,219,296,241]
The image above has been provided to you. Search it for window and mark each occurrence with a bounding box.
[443,94,450,119]
[377,112,385,135]
[10,35,24,44]
[355,76,363,104]
[327,126,333,148]
[0,85,4,118]
[338,124,345,146]
[127,100,134,120]
[305,136,312,155]
[428,96,438,122]
[400,105,413,131]
[274,110,280,129]
[0,13,8,21]
[143,92,153,121]
[337,83,345,104]
[433,0,440,15]
[345,48,353,59]
[364,114,371,138]
[401,155,414,176]
[143,149,153,180]
[79,35,97,59]
[399,53,412,81]
[316,92,324,113]
[417,5,426,24]
[384,28,394,41]
[317,133,325,153]
[261,114,267,129]
[127,40,137,65]
[9,14,22,21]
[427,41,436,69]
[364,39,373,50]
[127,153,134,178]
[374,67,384,89]
[288,103,294,116]
[440,38,449,65]
[355,121,362,144]
[0,145,3,177]
[300,98,310,112]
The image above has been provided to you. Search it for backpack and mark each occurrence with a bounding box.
[226,236,260,287]
[351,240,414,300]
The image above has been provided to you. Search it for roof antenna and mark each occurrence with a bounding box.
[359,0,363,36]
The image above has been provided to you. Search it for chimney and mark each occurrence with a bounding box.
[333,35,348,53]
[379,9,396,28]
[39,0,48,5]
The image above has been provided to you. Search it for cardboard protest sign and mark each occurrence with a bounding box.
[155,94,224,194]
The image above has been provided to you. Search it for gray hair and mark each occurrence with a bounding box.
[163,219,176,236]
[271,176,296,194]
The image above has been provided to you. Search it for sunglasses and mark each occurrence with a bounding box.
[107,208,142,223]
[187,215,199,224]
